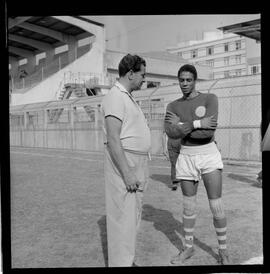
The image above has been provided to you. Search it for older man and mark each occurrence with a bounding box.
[101,54,151,267]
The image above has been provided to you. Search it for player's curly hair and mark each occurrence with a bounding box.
[177,64,197,80]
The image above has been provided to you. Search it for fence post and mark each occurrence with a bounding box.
[44,109,48,148]
[148,86,160,122]
[227,88,234,161]
[70,106,75,150]
[95,106,100,151]
[41,67,44,81]
[24,111,28,129]
[11,77,14,90]
[94,107,99,128]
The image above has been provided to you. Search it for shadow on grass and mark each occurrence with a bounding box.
[97,215,108,267]
[142,204,219,261]
[150,174,172,189]
[97,205,220,265]
[227,173,261,188]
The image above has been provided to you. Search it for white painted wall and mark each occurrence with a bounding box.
[12,39,105,105]
[246,37,261,58]
[215,44,224,54]
[197,48,205,57]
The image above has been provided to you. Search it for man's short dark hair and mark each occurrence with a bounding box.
[177,64,197,80]
[118,54,146,77]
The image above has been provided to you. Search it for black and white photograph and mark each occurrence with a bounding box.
[3,11,267,273]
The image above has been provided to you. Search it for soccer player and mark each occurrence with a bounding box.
[164,64,230,265]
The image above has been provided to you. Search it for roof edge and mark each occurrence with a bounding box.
[72,16,105,28]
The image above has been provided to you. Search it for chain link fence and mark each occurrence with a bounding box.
[10,74,261,162]
[134,74,261,161]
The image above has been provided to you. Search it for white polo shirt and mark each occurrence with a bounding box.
[102,82,151,153]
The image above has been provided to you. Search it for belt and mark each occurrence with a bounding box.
[104,143,151,160]
[123,148,152,160]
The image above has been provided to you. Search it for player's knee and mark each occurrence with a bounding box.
[183,195,197,217]
[209,197,225,219]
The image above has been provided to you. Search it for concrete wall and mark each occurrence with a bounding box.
[10,119,261,161]
[10,127,157,153]
[10,74,262,161]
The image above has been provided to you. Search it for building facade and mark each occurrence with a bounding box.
[105,50,212,90]
[167,32,261,79]
[247,56,261,75]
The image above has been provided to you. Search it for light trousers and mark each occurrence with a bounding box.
[104,148,149,267]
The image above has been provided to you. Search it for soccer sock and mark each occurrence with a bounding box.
[183,195,197,249]
[183,213,196,248]
[214,217,227,249]
[209,198,227,250]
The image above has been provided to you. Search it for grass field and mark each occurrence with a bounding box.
[9,146,263,268]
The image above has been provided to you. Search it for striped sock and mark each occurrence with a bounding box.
[183,213,196,248]
[213,217,227,249]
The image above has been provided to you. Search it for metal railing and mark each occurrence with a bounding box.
[9,74,261,161]
[11,56,70,91]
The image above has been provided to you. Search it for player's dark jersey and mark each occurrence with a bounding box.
[164,92,218,146]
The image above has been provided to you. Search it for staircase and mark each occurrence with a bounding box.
[48,108,64,123]
[49,83,94,123]
[58,83,87,100]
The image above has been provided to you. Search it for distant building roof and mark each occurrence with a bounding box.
[138,51,188,63]
[166,32,238,52]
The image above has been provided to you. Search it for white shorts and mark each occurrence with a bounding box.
[175,142,223,182]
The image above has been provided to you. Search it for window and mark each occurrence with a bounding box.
[235,69,242,76]
[224,57,229,65]
[207,59,214,67]
[252,66,259,74]
[235,55,241,64]
[207,46,214,55]
[224,43,229,52]
[147,81,160,88]
[191,49,197,58]
[235,40,241,50]
[224,71,230,78]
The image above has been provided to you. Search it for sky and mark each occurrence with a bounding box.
[83,14,260,54]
